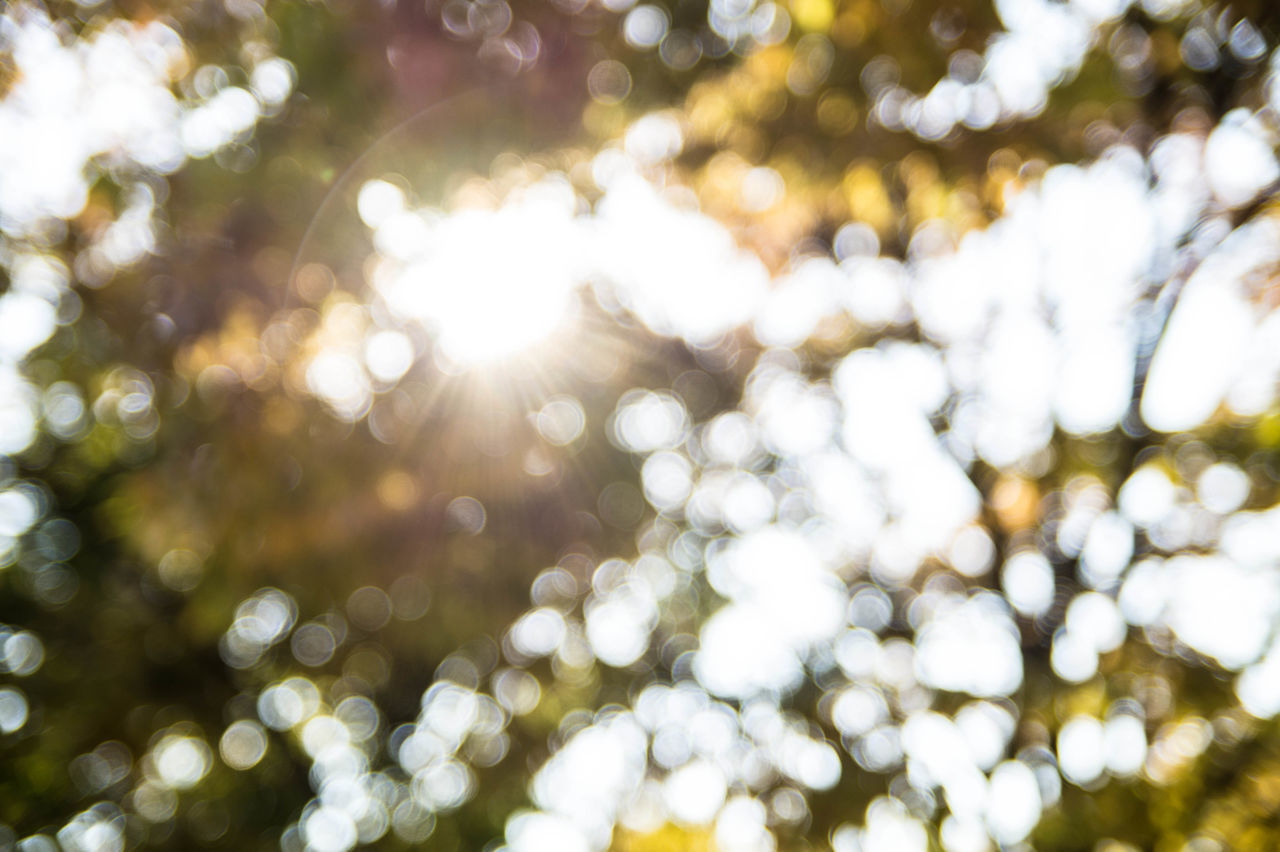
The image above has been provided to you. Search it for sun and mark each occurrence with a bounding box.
[360,176,585,369]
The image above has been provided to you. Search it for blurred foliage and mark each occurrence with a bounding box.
[4,0,1280,849]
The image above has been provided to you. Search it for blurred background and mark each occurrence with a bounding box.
[2,0,1280,850]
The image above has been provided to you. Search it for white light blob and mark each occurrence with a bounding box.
[0,487,40,539]
[624,113,683,166]
[696,526,844,698]
[1197,462,1250,515]
[948,525,995,577]
[1237,642,1280,718]
[307,351,371,421]
[528,712,648,849]
[594,175,769,345]
[954,702,1015,772]
[750,367,839,458]
[715,796,774,852]
[612,390,689,453]
[940,815,991,852]
[861,797,929,852]
[1051,628,1099,683]
[510,608,567,658]
[837,346,979,568]
[0,370,38,456]
[0,291,57,361]
[1204,110,1280,208]
[1142,217,1280,433]
[1057,715,1105,786]
[258,677,322,731]
[1001,550,1055,618]
[506,812,590,852]
[1163,554,1277,669]
[753,259,839,348]
[641,451,693,513]
[695,603,805,698]
[1118,558,1166,627]
[663,760,728,825]
[250,57,296,107]
[841,257,905,328]
[303,805,358,852]
[364,330,415,384]
[1064,592,1126,654]
[492,667,542,716]
[1117,465,1176,529]
[1078,512,1133,590]
[1103,713,1146,776]
[57,804,125,852]
[220,720,268,770]
[153,735,212,790]
[0,686,29,734]
[585,585,657,667]
[985,760,1042,844]
[301,715,351,758]
[623,5,670,49]
[1,630,45,676]
[915,594,1023,697]
[831,686,889,738]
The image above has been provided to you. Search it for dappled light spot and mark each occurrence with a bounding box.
[258,677,322,731]
[915,594,1022,697]
[445,496,487,535]
[0,687,28,734]
[219,720,268,771]
[151,734,212,791]
[1058,715,1106,787]
[536,396,586,447]
[0,628,44,677]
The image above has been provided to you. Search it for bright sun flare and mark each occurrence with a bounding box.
[361,178,583,367]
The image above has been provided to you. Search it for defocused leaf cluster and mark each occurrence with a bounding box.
[2,0,1280,850]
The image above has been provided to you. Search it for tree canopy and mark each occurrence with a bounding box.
[2,0,1280,850]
